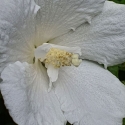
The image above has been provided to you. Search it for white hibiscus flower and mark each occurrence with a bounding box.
[0,0,125,125]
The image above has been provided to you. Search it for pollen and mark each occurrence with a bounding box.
[44,48,72,68]
[42,48,82,68]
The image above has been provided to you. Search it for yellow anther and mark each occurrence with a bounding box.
[40,48,82,68]
[44,48,73,68]
[72,54,79,59]
[72,58,82,67]
[71,54,82,67]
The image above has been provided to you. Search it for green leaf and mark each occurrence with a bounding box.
[109,0,125,4]
[123,118,125,125]
[119,63,125,71]
[122,81,125,85]
[107,65,119,78]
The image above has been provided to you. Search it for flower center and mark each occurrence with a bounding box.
[35,43,82,91]
[40,48,82,68]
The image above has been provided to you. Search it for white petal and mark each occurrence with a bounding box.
[0,0,40,73]
[34,0,105,44]
[54,60,125,125]
[35,43,81,60]
[0,61,66,125]
[50,1,125,68]
[47,64,59,92]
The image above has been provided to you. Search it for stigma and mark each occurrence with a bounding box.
[40,48,82,68]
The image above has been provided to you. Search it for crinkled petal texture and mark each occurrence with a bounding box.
[0,61,66,125]
[34,0,105,44]
[0,0,105,73]
[54,60,125,125]
[0,0,40,73]
[51,1,125,68]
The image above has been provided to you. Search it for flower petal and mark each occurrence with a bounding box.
[54,60,125,125]
[0,0,40,73]
[0,61,66,125]
[47,64,59,92]
[34,0,105,44]
[51,1,125,68]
